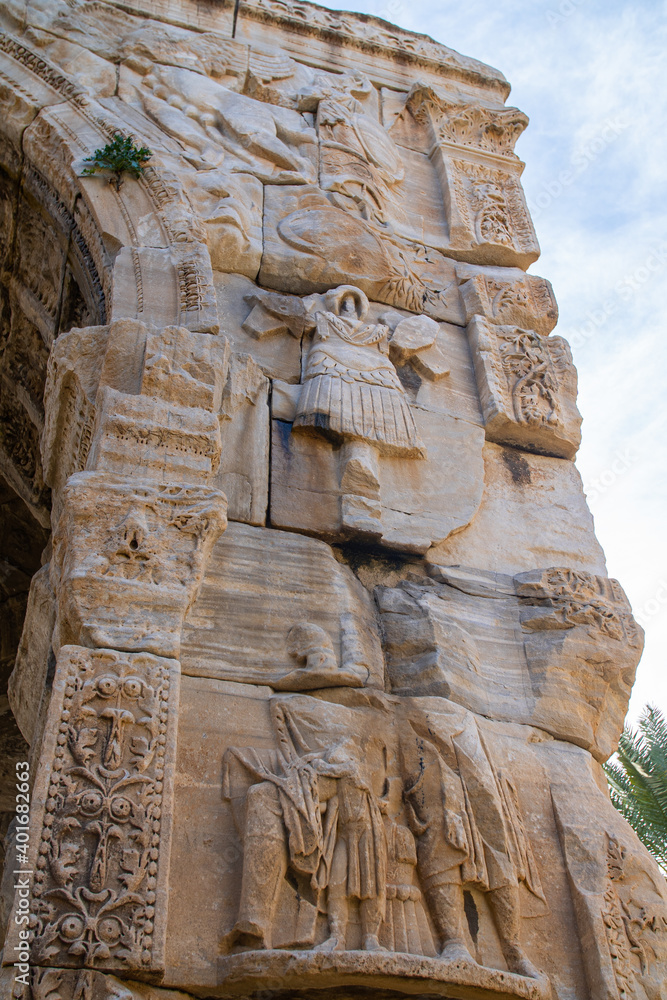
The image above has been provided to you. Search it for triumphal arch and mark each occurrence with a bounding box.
[0,1,664,999]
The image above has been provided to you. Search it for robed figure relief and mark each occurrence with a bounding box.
[402,707,546,978]
[221,695,546,982]
[222,698,389,954]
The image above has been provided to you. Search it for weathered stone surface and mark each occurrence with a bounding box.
[426,442,607,576]
[270,407,485,554]
[53,472,227,658]
[376,565,643,761]
[88,388,223,484]
[181,521,384,690]
[142,326,230,412]
[0,0,658,996]
[216,354,270,525]
[7,564,54,744]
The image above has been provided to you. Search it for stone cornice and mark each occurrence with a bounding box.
[98,0,511,99]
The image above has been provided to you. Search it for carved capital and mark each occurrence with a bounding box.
[406,84,528,159]
[53,472,227,658]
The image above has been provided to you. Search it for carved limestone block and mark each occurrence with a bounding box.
[436,158,539,269]
[424,442,606,577]
[141,326,230,412]
[7,564,55,744]
[466,316,581,459]
[43,321,229,506]
[88,387,222,484]
[180,521,384,689]
[53,471,227,658]
[457,267,558,335]
[5,645,180,974]
[515,568,644,761]
[110,241,219,336]
[249,284,482,552]
[317,90,405,227]
[260,185,465,324]
[376,563,643,761]
[552,778,667,1000]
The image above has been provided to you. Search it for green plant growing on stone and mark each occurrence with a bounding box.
[604,704,667,873]
[82,132,153,191]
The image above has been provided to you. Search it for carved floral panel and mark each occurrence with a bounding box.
[16,646,179,974]
[466,316,581,459]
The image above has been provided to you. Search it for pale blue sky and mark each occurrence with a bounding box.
[317,0,667,722]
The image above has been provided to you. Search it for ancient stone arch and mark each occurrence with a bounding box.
[1,3,665,1000]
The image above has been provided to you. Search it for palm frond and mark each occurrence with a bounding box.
[603,704,667,872]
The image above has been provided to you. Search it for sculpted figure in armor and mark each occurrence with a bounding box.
[293,285,424,536]
[401,707,545,978]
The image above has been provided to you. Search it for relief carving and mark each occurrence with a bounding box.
[260,185,465,323]
[467,316,581,459]
[220,693,548,991]
[317,84,405,226]
[272,621,369,691]
[553,788,667,1000]
[293,287,432,455]
[405,84,528,159]
[441,159,539,268]
[25,646,179,973]
[401,705,546,976]
[457,269,558,335]
[516,568,643,649]
[222,698,389,954]
[53,472,227,658]
[251,283,462,544]
[1,2,661,997]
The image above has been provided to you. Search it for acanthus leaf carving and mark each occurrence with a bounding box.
[406,84,528,159]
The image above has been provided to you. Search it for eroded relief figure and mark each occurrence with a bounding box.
[401,707,546,978]
[272,622,369,691]
[292,285,424,536]
[317,83,405,225]
[222,698,389,953]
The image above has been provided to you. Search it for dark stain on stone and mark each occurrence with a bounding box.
[464,890,479,943]
[501,447,532,485]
